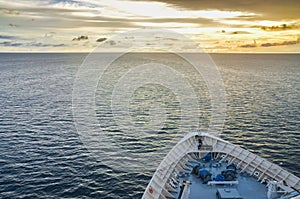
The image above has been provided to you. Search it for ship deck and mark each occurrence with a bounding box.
[174,158,268,199]
[142,133,300,199]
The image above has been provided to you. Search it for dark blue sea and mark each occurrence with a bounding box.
[0,53,299,198]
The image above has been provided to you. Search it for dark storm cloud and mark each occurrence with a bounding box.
[141,0,300,20]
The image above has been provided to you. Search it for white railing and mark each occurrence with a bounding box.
[142,132,300,199]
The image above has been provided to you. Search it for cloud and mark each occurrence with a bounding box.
[0,0,260,31]
[44,32,56,38]
[30,42,65,47]
[1,8,20,15]
[261,23,299,31]
[0,35,20,40]
[140,0,300,20]
[231,31,251,34]
[8,23,18,27]
[72,35,88,41]
[0,41,65,47]
[108,40,116,45]
[0,35,32,41]
[96,37,107,42]
[240,44,257,48]
[0,41,23,47]
[239,39,298,48]
[0,0,299,52]
[261,40,298,47]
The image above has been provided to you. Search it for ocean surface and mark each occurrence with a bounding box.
[0,53,299,198]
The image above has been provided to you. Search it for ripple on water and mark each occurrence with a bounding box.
[0,53,299,198]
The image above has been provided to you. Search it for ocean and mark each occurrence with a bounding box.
[0,53,299,198]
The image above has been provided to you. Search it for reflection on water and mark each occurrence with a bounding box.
[0,53,299,198]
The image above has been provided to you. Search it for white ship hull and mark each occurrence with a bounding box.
[142,132,300,199]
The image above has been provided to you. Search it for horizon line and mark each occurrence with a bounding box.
[0,51,299,54]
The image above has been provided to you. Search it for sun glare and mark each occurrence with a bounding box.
[0,0,299,52]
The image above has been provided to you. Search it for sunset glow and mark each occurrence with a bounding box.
[0,0,299,52]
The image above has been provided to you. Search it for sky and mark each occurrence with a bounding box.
[0,0,299,52]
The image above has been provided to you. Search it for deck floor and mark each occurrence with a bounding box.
[174,159,268,199]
